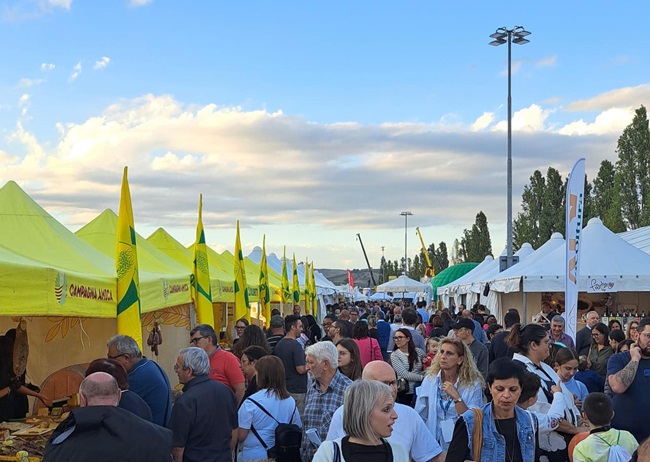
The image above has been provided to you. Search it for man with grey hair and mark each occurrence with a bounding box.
[44,372,173,461]
[106,334,172,426]
[300,341,352,461]
[548,315,575,349]
[169,347,238,462]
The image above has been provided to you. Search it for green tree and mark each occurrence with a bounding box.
[593,160,626,232]
[514,168,565,249]
[451,239,462,264]
[429,241,449,273]
[459,211,493,262]
[616,105,650,229]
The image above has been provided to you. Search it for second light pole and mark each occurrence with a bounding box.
[489,25,531,270]
[400,211,413,275]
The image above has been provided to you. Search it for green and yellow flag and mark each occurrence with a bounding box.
[292,253,300,306]
[116,167,143,349]
[234,220,250,322]
[281,246,290,304]
[193,194,215,328]
[259,235,271,327]
[310,261,317,317]
[304,260,311,315]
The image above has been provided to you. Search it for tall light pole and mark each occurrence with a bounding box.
[489,26,530,270]
[400,211,413,275]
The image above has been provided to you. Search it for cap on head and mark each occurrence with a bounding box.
[451,318,475,331]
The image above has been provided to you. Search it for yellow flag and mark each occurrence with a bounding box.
[234,220,250,322]
[292,253,300,307]
[281,246,290,303]
[311,261,317,317]
[116,167,143,349]
[259,236,271,327]
[304,260,311,316]
[193,194,215,328]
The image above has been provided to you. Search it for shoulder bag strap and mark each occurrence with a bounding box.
[472,408,483,462]
[332,441,341,462]
[248,397,280,424]
[249,424,269,450]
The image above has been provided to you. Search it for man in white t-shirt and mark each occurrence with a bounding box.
[326,361,444,462]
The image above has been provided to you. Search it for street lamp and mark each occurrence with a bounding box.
[489,26,531,270]
[400,211,413,274]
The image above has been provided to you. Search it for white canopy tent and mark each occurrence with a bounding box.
[523,218,650,292]
[483,233,565,322]
[437,255,494,303]
[376,274,432,304]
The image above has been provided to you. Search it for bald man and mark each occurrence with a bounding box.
[44,372,173,461]
[326,361,444,462]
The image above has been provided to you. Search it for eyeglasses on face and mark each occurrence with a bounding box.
[108,353,128,360]
[322,322,332,328]
[190,336,205,345]
[393,336,406,341]
[235,325,246,330]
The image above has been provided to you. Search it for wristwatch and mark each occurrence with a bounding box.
[454,397,463,403]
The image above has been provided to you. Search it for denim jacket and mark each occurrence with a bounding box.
[462,402,537,462]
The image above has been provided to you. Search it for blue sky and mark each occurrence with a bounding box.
[1,0,649,271]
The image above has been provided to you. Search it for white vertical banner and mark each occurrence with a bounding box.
[565,158,586,341]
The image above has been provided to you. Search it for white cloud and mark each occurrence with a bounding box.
[128,0,152,6]
[18,78,44,88]
[471,112,495,131]
[564,84,650,112]
[18,93,29,116]
[536,55,557,67]
[492,104,554,132]
[69,62,81,81]
[93,56,111,70]
[558,108,634,136]
[47,0,71,9]
[40,63,55,72]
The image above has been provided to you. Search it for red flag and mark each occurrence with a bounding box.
[347,270,354,293]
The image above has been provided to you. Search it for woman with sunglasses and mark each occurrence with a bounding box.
[415,337,484,451]
[587,322,613,378]
[389,328,424,407]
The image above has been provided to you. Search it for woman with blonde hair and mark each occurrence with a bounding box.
[312,380,408,461]
[414,337,485,450]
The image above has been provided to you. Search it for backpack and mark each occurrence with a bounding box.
[248,398,302,462]
[594,431,633,462]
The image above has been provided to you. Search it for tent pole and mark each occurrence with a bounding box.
[522,291,527,325]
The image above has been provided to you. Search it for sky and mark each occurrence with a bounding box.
[1,1,649,271]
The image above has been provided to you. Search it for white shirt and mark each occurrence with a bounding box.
[238,389,302,461]
[326,402,442,462]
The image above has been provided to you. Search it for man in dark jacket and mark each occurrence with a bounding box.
[168,347,238,462]
[44,372,173,461]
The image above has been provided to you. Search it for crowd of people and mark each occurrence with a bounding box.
[4,300,644,462]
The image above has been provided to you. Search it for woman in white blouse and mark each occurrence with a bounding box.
[389,328,424,406]
[414,337,485,451]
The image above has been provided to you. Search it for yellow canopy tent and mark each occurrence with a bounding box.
[76,209,193,313]
[147,228,236,303]
[0,181,118,392]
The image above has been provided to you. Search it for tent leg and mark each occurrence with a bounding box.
[523,292,527,325]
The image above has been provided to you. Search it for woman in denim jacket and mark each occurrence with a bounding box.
[446,358,538,462]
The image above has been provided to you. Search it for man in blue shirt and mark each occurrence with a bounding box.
[106,335,172,426]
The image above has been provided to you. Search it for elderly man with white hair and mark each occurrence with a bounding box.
[169,347,238,462]
[326,360,445,462]
[300,341,353,462]
[44,372,173,461]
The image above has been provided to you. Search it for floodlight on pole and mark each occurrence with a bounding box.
[489,25,531,270]
[400,211,413,275]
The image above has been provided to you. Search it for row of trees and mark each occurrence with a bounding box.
[376,105,649,281]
